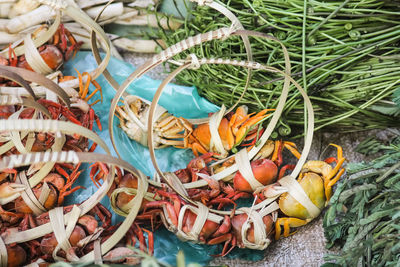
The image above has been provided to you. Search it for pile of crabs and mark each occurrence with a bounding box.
[0,8,156,265]
[113,95,345,257]
[0,1,346,266]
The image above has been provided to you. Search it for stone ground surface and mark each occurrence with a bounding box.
[122,52,396,267]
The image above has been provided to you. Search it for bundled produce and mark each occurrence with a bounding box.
[157,0,400,133]
[323,135,400,266]
[0,0,180,55]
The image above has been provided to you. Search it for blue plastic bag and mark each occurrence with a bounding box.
[63,52,264,265]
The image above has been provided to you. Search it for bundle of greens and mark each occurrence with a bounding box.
[323,134,400,266]
[157,0,400,134]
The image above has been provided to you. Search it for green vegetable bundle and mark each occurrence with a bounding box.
[157,0,400,135]
[323,135,400,266]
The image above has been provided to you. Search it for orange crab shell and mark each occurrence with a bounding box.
[40,225,86,255]
[182,209,220,242]
[233,158,278,193]
[116,173,149,211]
[231,213,274,248]
[14,183,58,214]
[6,244,27,267]
[17,45,64,71]
[191,117,234,152]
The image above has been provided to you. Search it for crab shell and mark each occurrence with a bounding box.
[233,158,278,193]
[278,172,325,220]
[231,213,274,248]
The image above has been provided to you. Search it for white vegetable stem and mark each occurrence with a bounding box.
[0,31,21,44]
[9,0,40,18]
[115,12,182,30]
[6,5,54,33]
[0,3,12,18]
[84,2,124,22]
[76,0,111,9]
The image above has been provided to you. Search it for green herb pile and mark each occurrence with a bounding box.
[323,135,400,266]
[157,0,400,134]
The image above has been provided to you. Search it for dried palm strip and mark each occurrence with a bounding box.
[0,65,70,106]
[0,67,37,99]
[0,151,147,263]
[0,119,111,154]
[96,1,252,115]
[107,27,252,161]
[142,28,290,203]
[0,118,106,207]
[145,37,316,217]
[8,0,40,18]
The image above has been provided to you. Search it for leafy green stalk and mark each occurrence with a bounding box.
[157,0,400,135]
[323,135,400,266]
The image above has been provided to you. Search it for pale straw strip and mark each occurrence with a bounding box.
[208,105,227,157]
[90,0,121,90]
[0,152,114,244]
[49,207,72,258]
[0,95,22,106]
[16,171,47,215]
[50,205,81,261]
[29,133,66,187]
[0,119,110,155]
[110,187,158,216]
[0,132,28,156]
[24,33,54,74]
[24,132,36,152]
[235,148,264,191]
[163,172,189,198]
[0,65,70,106]
[37,182,51,206]
[239,207,271,250]
[0,237,7,267]
[259,201,279,218]
[77,168,148,262]
[8,109,30,154]
[93,240,102,265]
[0,67,37,99]
[108,27,240,159]
[176,203,209,241]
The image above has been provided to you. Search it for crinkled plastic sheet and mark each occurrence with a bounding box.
[63,52,265,265]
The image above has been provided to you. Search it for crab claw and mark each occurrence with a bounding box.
[234,109,272,145]
[259,184,288,199]
[27,162,46,176]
